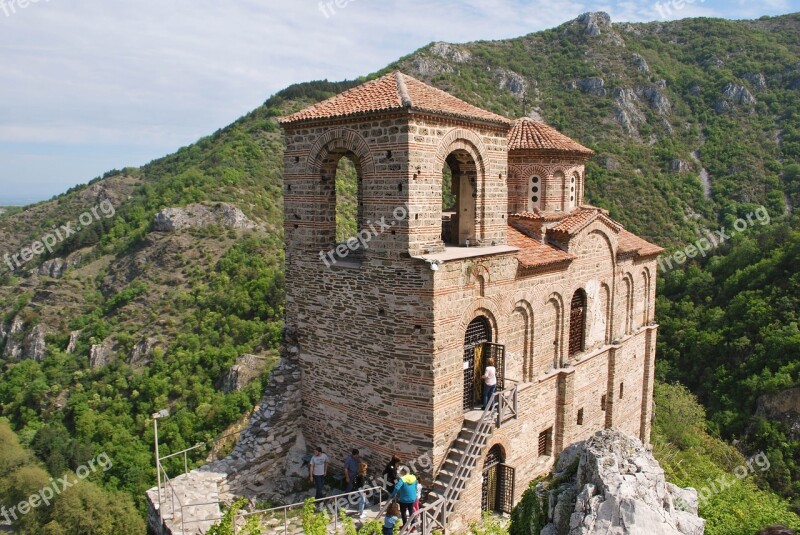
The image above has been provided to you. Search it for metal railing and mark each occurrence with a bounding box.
[232,486,386,534]
[395,383,519,535]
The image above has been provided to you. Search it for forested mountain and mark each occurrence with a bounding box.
[1,11,799,532]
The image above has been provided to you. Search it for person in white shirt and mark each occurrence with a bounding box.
[309,447,329,500]
[482,357,497,410]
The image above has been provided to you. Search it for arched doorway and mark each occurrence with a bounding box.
[482,445,515,514]
[463,316,506,411]
[441,150,477,246]
[463,317,491,411]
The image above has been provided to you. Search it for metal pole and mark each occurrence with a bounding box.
[283,507,288,534]
[154,416,163,534]
[184,451,188,475]
[334,497,338,531]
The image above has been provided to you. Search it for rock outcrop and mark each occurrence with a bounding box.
[756,386,800,440]
[743,72,767,91]
[219,354,271,393]
[152,203,257,232]
[722,83,756,106]
[614,88,646,134]
[577,12,612,37]
[540,429,705,535]
[577,77,607,97]
[632,53,650,74]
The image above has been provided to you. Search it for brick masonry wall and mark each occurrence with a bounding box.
[282,112,659,530]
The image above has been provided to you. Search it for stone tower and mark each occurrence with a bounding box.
[279,72,663,531]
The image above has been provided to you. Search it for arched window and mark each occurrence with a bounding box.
[569,172,579,209]
[528,175,542,211]
[568,289,587,357]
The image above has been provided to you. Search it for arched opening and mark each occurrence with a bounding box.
[482,444,514,514]
[463,316,491,411]
[441,150,476,246]
[568,289,587,357]
[528,175,542,211]
[334,153,361,244]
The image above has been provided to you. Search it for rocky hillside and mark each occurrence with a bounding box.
[0,11,799,529]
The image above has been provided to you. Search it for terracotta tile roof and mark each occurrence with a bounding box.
[509,210,566,223]
[508,118,593,155]
[550,208,622,236]
[280,72,512,126]
[617,230,664,258]
[507,225,575,270]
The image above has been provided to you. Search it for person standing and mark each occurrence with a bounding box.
[391,471,419,528]
[309,447,329,501]
[482,357,497,410]
[343,449,361,492]
[355,462,368,519]
[382,455,400,496]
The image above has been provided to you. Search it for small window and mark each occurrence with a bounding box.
[538,427,553,456]
[619,383,624,399]
[601,395,607,411]
[577,408,584,425]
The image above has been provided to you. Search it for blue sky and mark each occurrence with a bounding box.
[0,0,797,205]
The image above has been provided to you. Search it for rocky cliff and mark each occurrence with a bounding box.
[539,429,705,535]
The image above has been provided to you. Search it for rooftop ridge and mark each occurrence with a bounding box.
[395,71,412,109]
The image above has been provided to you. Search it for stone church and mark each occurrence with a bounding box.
[277,71,663,531]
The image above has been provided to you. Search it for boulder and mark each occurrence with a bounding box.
[540,429,705,535]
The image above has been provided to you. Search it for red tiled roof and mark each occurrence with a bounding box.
[508,118,593,155]
[280,72,512,126]
[550,208,622,236]
[617,230,664,258]
[507,225,575,270]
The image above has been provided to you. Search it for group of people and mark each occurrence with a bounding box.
[308,448,422,532]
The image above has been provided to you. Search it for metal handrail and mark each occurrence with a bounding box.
[404,384,520,534]
[233,486,385,534]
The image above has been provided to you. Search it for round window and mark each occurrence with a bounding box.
[532,196,539,203]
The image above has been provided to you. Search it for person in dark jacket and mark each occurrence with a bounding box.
[382,455,400,495]
[391,472,421,527]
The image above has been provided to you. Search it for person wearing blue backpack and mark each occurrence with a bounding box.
[391,470,421,528]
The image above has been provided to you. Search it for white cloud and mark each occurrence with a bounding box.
[0,0,797,202]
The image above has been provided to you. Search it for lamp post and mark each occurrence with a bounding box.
[152,408,170,533]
